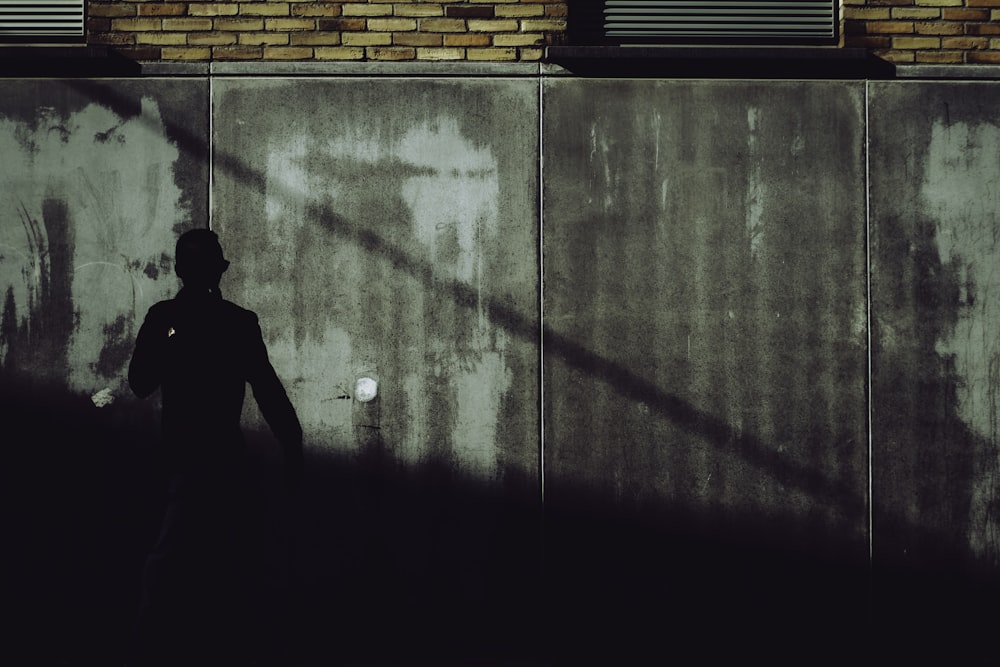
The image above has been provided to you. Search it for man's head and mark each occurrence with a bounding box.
[175,229,230,287]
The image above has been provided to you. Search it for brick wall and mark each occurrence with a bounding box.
[87,1,1000,64]
[843,0,1000,63]
[87,1,567,61]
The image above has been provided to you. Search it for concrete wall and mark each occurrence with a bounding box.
[2,71,1000,662]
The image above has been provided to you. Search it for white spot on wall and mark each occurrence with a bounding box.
[91,387,114,407]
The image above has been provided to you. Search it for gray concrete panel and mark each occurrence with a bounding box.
[211,80,542,656]
[212,77,540,487]
[0,78,209,666]
[869,82,1000,606]
[542,79,869,632]
[0,78,208,399]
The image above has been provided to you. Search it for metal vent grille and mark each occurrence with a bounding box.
[0,0,85,37]
[603,0,836,40]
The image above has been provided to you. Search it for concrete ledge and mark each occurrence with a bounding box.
[138,62,210,76]
[209,61,542,77]
[895,64,1000,80]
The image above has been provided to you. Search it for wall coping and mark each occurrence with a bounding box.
[139,61,543,77]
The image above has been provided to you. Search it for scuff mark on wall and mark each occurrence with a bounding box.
[922,120,1000,564]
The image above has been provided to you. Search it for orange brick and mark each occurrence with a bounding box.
[239,32,290,45]
[292,3,341,17]
[915,49,964,62]
[467,19,519,31]
[238,3,290,16]
[188,3,240,16]
[290,32,343,44]
[444,33,491,46]
[519,19,567,31]
[342,3,394,16]
[968,50,1000,62]
[135,32,188,45]
[968,0,1000,6]
[843,6,891,18]
[942,35,989,47]
[393,32,443,46]
[892,36,940,47]
[111,17,162,31]
[416,46,464,59]
[889,7,939,18]
[342,32,393,45]
[366,46,416,60]
[162,18,214,30]
[318,18,366,30]
[494,5,544,17]
[162,47,212,60]
[89,4,137,18]
[915,20,963,33]
[138,3,187,17]
[493,32,544,46]
[367,18,417,31]
[314,46,365,59]
[215,18,264,30]
[264,17,316,29]
[545,4,567,17]
[967,23,1000,34]
[213,45,264,59]
[941,8,990,18]
[466,47,516,60]
[418,18,465,31]
[188,32,239,45]
[394,4,445,17]
[264,46,314,59]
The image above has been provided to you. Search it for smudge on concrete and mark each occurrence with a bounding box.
[0,94,186,394]
[922,120,1000,563]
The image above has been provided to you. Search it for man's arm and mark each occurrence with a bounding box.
[128,305,168,399]
[246,313,304,490]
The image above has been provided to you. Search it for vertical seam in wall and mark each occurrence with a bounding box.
[208,75,214,231]
[538,73,546,505]
[865,80,874,569]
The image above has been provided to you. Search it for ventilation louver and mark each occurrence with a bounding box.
[600,0,837,42]
[0,0,85,38]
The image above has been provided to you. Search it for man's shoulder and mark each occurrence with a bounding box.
[219,299,261,328]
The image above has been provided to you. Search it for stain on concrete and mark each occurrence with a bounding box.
[543,79,868,533]
[868,82,1000,623]
[0,81,207,397]
[213,78,538,488]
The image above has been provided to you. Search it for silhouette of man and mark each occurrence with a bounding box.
[128,228,302,666]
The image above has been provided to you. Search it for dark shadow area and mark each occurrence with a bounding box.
[545,46,897,80]
[3,77,998,665]
[0,47,142,77]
